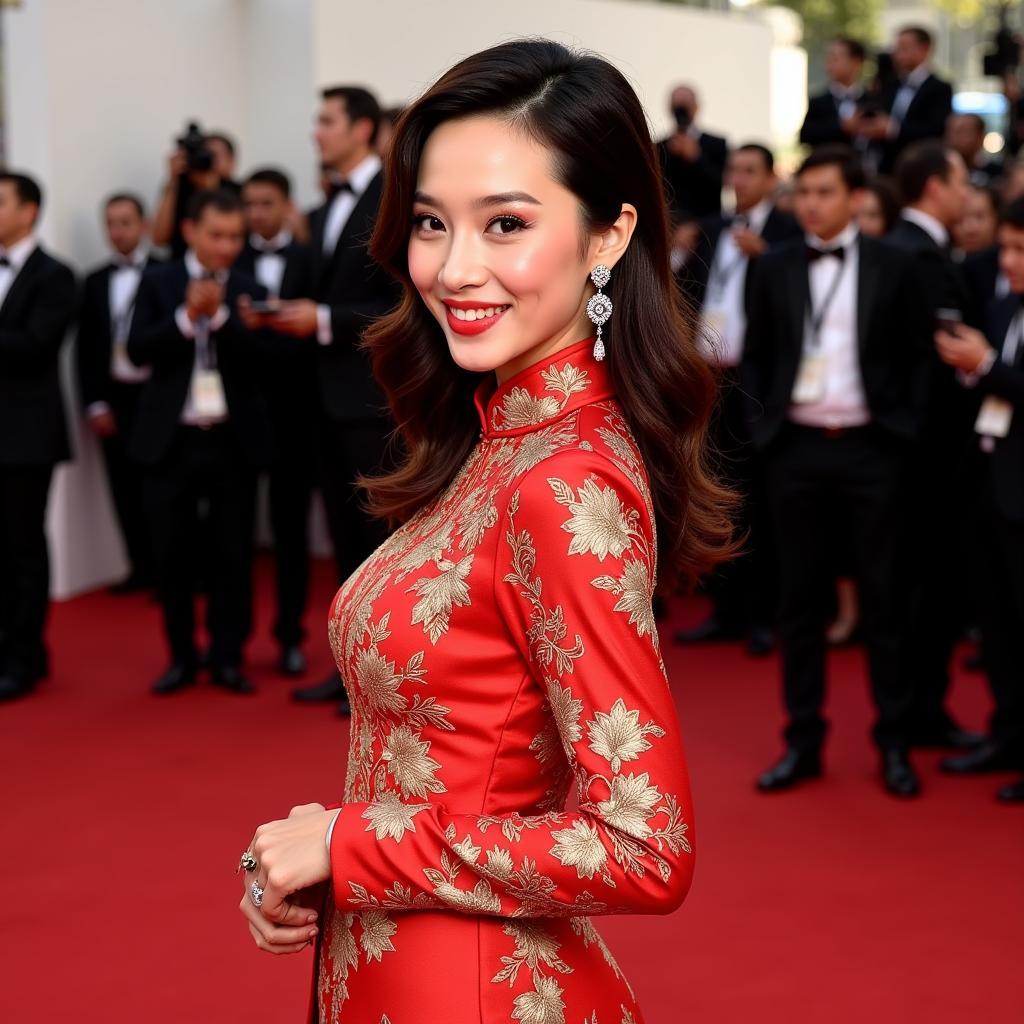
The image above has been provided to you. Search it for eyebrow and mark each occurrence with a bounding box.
[413,190,542,209]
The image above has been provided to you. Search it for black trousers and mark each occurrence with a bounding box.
[264,394,315,648]
[0,464,54,681]
[764,423,912,752]
[101,382,154,582]
[705,368,775,628]
[144,426,257,669]
[316,415,392,586]
[971,468,1024,758]
[904,434,980,734]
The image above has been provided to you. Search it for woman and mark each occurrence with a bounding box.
[237,39,732,1023]
[856,176,901,239]
[954,184,1001,256]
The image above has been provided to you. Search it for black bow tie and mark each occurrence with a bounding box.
[253,242,286,257]
[113,258,142,271]
[0,255,10,268]
[806,244,846,263]
[326,177,355,201]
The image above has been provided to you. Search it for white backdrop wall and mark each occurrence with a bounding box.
[3,0,797,598]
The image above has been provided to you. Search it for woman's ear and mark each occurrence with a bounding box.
[592,203,638,272]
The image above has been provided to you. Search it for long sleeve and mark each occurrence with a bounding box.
[0,261,76,371]
[75,276,108,408]
[328,449,695,920]
[127,273,193,370]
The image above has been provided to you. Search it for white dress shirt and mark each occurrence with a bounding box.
[788,223,870,429]
[0,233,38,310]
[900,207,949,249]
[890,64,931,130]
[830,82,864,123]
[109,245,152,384]
[701,199,773,367]
[177,249,231,427]
[316,152,382,345]
[250,229,292,297]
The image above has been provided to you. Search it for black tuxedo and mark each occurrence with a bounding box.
[75,253,162,584]
[963,245,1002,325]
[969,295,1024,759]
[126,261,271,672]
[885,217,982,738]
[742,235,930,451]
[0,245,76,687]
[308,170,400,586]
[879,73,953,173]
[680,206,802,312]
[677,206,800,635]
[742,233,930,752]
[799,90,859,148]
[235,238,316,649]
[657,131,728,221]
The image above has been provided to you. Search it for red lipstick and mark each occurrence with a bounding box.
[443,300,510,337]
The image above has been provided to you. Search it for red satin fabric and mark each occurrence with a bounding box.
[312,339,695,1024]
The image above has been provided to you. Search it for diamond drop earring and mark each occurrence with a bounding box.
[587,264,613,361]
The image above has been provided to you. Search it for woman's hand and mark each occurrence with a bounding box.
[239,802,335,955]
[935,324,994,372]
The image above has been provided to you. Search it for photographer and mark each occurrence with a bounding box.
[152,124,241,258]
[657,84,728,221]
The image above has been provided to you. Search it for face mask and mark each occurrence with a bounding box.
[673,105,693,132]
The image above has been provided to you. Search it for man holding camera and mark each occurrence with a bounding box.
[657,84,728,223]
[128,189,271,697]
[152,124,241,259]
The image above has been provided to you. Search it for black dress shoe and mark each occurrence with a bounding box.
[293,672,346,702]
[745,627,775,657]
[941,741,1023,774]
[996,777,1024,802]
[756,748,822,792]
[910,723,986,750]
[279,645,307,677]
[151,664,197,695]
[881,748,920,798]
[210,665,256,695]
[0,674,36,701]
[673,616,740,645]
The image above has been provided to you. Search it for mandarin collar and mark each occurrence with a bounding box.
[473,338,615,438]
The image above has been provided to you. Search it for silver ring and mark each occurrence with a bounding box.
[250,880,265,908]
[239,851,258,873]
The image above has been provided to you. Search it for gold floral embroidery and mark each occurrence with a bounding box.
[407,553,474,644]
[587,698,666,774]
[382,725,446,797]
[511,971,567,1024]
[592,558,657,643]
[490,359,592,433]
[357,909,398,963]
[596,772,662,840]
[493,920,572,986]
[360,791,432,841]
[549,820,611,881]
[550,477,631,560]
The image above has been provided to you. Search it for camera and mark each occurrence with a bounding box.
[176,120,214,174]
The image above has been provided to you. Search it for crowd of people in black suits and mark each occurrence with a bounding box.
[665,24,1024,804]
[0,87,401,717]
[2,24,1022,805]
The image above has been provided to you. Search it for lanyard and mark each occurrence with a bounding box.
[707,220,753,302]
[805,253,849,349]
[1001,311,1024,367]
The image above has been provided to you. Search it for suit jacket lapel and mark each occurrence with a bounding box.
[786,251,811,355]
[857,238,881,356]
[0,247,42,323]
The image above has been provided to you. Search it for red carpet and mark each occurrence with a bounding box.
[2,557,1020,1023]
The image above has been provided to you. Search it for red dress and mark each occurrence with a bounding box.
[314,338,695,1024]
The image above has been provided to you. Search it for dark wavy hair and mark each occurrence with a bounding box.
[361,38,734,592]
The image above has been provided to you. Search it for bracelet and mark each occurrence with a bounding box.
[325,808,342,852]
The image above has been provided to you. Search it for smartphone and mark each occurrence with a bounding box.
[936,308,963,335]
[247,300,281,315]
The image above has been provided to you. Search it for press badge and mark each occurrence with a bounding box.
[792,352,828,404]
[191,368,228,419]
[975,396,1014,439]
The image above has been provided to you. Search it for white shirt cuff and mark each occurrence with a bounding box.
[325,808,342,852]
[86,402,112,418]
[316,305,333,346]
[175,303,230,338]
